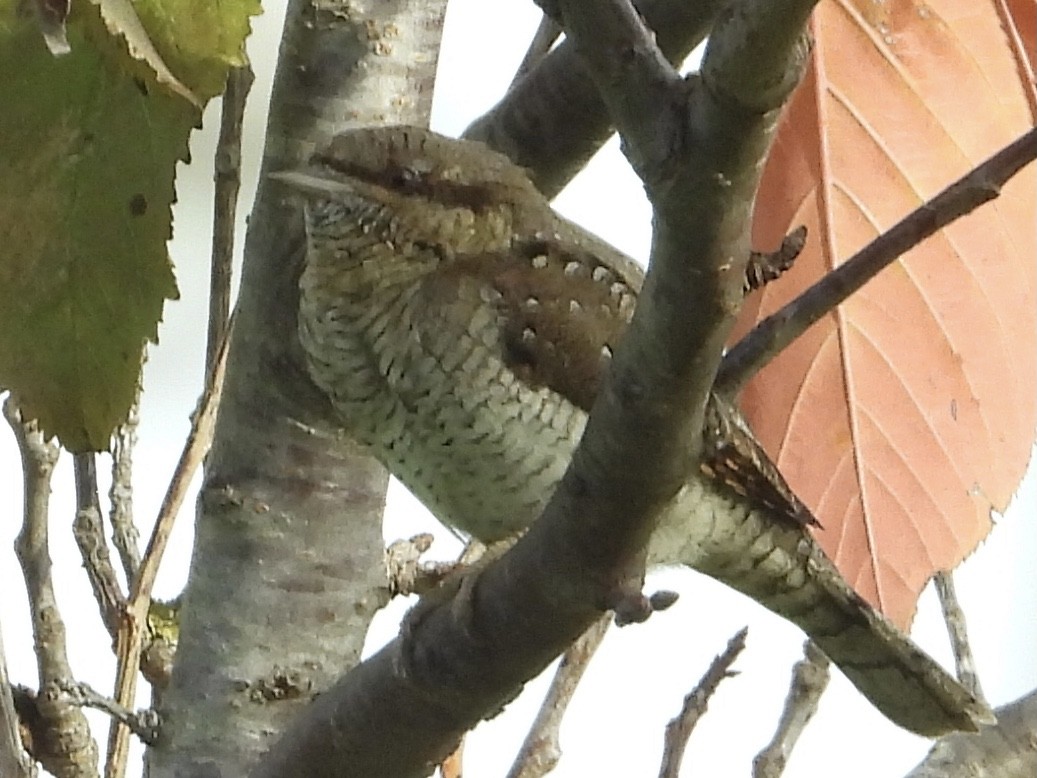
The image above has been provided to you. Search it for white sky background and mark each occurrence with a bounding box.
[1,2,1035,776]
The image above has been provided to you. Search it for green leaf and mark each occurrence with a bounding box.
[0,0,260,451]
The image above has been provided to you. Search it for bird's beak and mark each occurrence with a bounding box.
[268,169,355,198]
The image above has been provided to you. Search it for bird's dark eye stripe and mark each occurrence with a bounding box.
[314,156,501,212]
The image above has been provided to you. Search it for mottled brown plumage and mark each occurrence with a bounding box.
[275,126,993,736]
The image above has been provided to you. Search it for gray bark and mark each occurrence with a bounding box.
[145,2,448,776]
[465,0,728,198]
[905,690,1037,778]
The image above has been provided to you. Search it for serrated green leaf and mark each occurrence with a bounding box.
[0,0,259,451]
[130,0,262,100]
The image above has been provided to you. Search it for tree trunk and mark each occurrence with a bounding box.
[146,2,448,775]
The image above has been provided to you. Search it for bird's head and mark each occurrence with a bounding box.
[273,126,550,260]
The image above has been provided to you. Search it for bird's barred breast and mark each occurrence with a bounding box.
[298,265,585,541]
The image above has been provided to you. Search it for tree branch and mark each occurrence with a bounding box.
[107,313,228,776]
[55,681,159,746]
[207,65,254,377]
[465,0,726,197]
[252,1,814,775]
[716,127,1037,394]
[752,641,830,778]
[905,690,1037,778]
[658,627,747,778]
[506,616,611,778]
[508,14,562,91]
[71,453,125,639]
[934,572,986,704]
[3,399,100,778]
[107,394,141,582]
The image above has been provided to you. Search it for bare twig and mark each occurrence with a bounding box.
[108,393,142,581]
[207,64,254,377]
[4,399,100,778]
[658,627,748,778]
[509,14,563,90]
[507,615,611,778]
[105,330,229,777]
[933,572,986,704]
[72,454,126,638]
[464,0,725,199]
[753,641,830,778]
[105,61,249,778]
[717,127,1037,394]
[55,681,159,746]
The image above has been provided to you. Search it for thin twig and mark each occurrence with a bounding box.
[934,572,986,704]
[105,330,230,778]
[509,14,563,90]
[4,398,100,778]
[753,641,830,778]
[72,454,126,638]
[55,681,159,746]
[108,391,142,581]
[658,627,748,778]
[717,127,1037,394]
[206,64,254,377]
[506,615,612,778]
[105,63,249,777]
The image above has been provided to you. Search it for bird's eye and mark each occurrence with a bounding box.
[392,166,422,188]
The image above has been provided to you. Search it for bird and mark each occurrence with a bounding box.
[273,125,993,736]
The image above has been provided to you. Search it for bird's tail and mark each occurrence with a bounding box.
[652,482,995,736]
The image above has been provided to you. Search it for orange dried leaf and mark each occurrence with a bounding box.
[736,0,1037,628]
